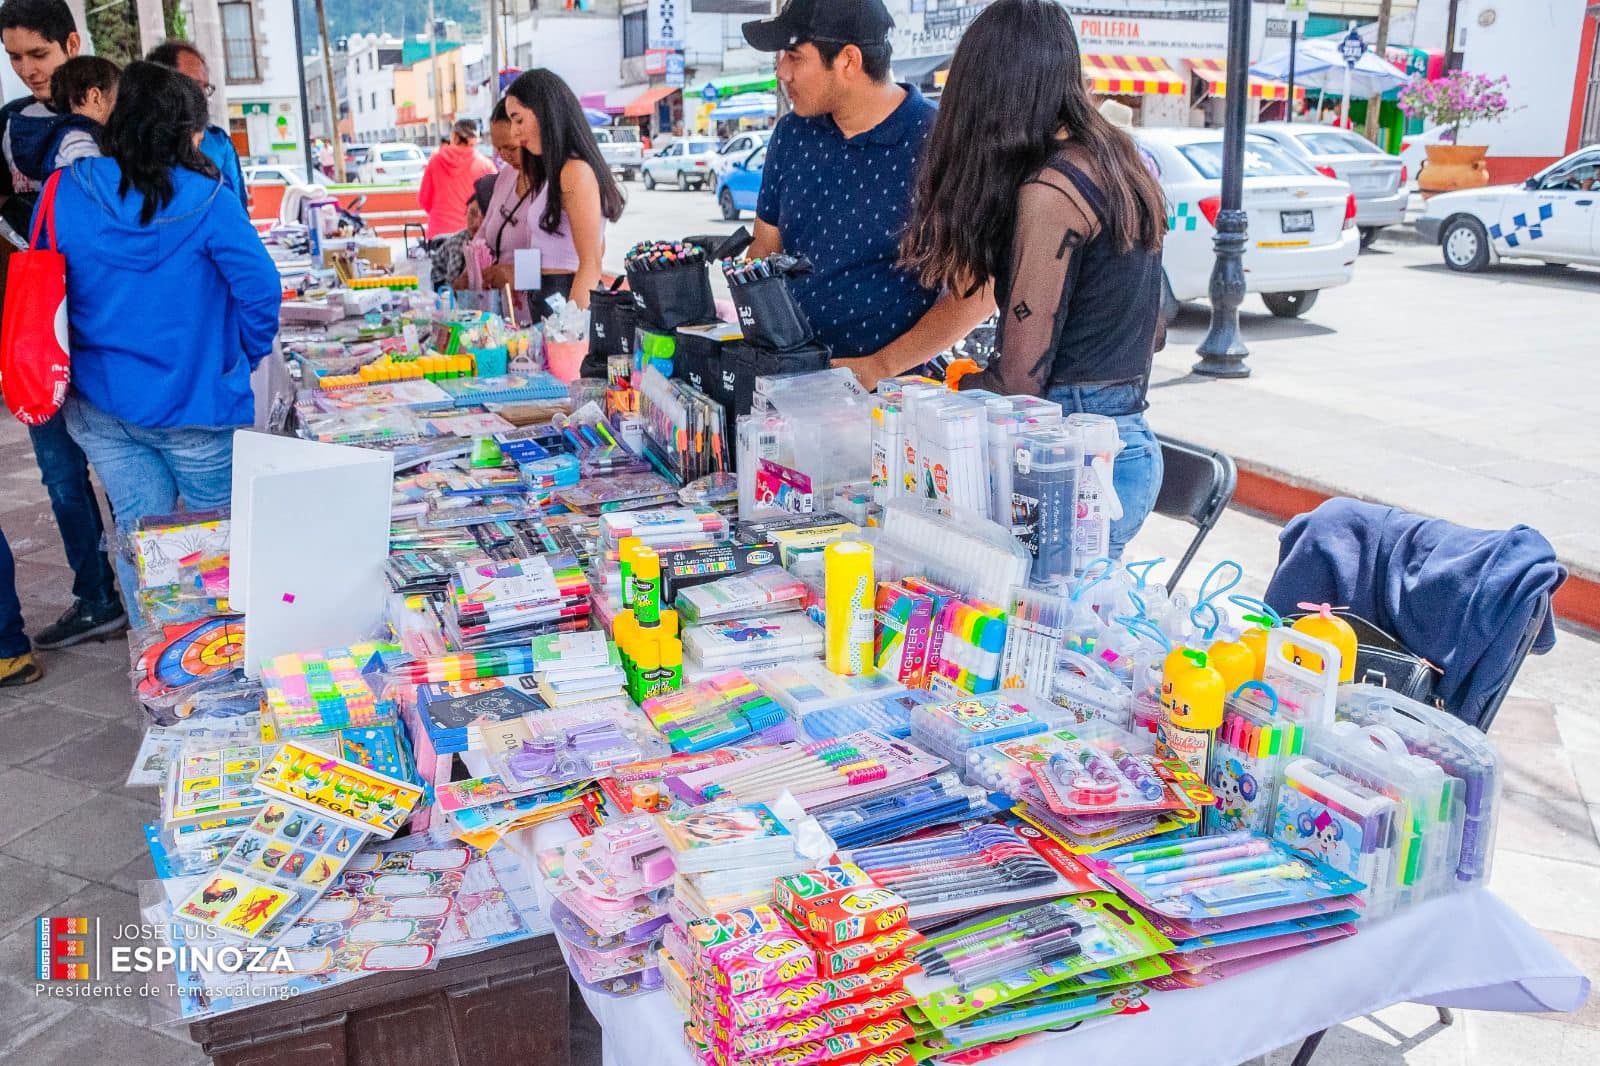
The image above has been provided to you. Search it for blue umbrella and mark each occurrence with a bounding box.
[585,108,611,128]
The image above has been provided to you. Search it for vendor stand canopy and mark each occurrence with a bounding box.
[1188,57,1304,103]
[687,70,778,101]
[1082,54,1186,96]
[1250,36,1408,97]
[708,93,777,121]
[624,85,679,118]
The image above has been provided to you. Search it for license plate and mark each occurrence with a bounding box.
[1281,210,1315,233]
[1351,174,1387,191]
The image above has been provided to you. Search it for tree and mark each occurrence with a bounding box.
[84,1,188,66]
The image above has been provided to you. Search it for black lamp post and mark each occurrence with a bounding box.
[1194,0,1254,378]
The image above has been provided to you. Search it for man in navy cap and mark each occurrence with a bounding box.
[744,0,990,387]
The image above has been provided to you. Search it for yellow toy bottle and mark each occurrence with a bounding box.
[1205,635,1257,695]
[1156,649,1225,784]
[1291,602,1357,683]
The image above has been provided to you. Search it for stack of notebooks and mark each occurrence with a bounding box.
[656,802,813,922]
[530,631,626,705]
[446,554,592,650]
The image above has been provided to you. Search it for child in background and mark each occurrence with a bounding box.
[45,54,118,170]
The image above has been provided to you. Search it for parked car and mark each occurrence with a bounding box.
[358,142,427,184]
[1135,127,1359,319]
[715,144,766,220]
[1249,122,1405,248]
[711,130,772,179]
[243,164,308,187]
[1416,145,1600,272]
[1398,124,1456,189]
[641,139,720,191]
[595,126,643,182]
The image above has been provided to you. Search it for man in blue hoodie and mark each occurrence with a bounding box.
[145,39,248,212]
[0,0,122,681]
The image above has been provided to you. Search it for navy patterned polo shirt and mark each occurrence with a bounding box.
[756,84,939,359]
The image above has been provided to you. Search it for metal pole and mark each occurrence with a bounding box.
[314,0,347,183]
[291,0,316,182]
[1340,22,1353,128]
[429,0,444,143]
[1286,21,1298,124]
[487,0,500,89]
[1194,0,1253,377]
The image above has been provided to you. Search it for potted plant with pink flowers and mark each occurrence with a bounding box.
[1398,70,1511,194]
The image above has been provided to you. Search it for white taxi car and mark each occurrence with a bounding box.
[1136,127,1360,318]
[1415,145,1600,271]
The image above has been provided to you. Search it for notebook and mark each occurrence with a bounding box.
[438,372,568,406]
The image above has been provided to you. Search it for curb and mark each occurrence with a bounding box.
[1226,460,1600,633]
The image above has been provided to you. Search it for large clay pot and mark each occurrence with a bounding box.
[1418,143,1490,196]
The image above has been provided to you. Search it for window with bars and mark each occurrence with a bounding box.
[220,2,259,81]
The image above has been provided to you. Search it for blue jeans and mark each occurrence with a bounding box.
[26,415,119,607]
[0,525,25,656]
[1046,382,1164,561]
[62,396,237,619]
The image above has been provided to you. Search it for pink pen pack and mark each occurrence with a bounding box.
[1144,940,1338,990]
[1134,894,1362,941]
[1163,921,1358,972]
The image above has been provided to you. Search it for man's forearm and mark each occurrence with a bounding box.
[869,288,996,379]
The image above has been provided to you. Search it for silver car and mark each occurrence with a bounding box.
[1250,123,1406,248]
[641,139,720,191]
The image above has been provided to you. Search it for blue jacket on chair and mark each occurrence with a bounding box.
[1263,498,1565,728]
[51,157,281,428]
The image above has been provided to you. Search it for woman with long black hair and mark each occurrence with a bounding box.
[50,60,279,614]
[501,69,625,316]
[899,0,1168,556]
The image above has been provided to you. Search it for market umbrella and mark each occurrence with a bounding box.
[585,108,611,128]
[1250,36,1408,97]
[708,92,778,122]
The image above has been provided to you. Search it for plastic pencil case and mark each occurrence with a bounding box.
[729,274,816,352]
[1206,686,1304,837]
[909,689,1073,765]
[1295,719,1461,913]
[625,260,717,332]
[1335,683,1500,889]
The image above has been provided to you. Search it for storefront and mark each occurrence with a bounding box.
[228,99,303,165]
[1187,57,1304,127]
[1081,53,1189,126]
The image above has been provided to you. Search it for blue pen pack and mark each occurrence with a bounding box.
[1335,684,1500,889]
[1091,831,1367,920]
[1206,682,1303,836]
[809,771,999,850]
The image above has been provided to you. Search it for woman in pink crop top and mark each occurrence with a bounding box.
[494,70,625,317]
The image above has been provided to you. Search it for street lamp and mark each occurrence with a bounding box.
[1194,0,1253,378]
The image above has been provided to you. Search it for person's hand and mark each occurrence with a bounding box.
[481,262,515,289]
[833,355,889,392]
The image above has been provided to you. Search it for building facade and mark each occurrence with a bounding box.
[214,0,306,165]
[346,34,405,145]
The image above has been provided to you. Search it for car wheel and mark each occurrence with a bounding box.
[1261,290,1319,318]
[623,168,638,182]
[1359,226,1382,250]
[1442,216,1490,272]
[642,170,656,190]
[677,171,691,191]
[719,189,740,222]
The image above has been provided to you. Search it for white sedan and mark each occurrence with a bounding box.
[1415,145,1600,272]
[1136,127,1360,319]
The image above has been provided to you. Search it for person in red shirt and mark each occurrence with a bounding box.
[418,118,495,237]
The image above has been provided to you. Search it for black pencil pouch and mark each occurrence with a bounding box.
[626,260,717,332]
[584,278,636,379]
[727,339,832,418]
[730,273,816,351]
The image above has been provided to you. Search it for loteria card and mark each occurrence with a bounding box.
[254,741,424,837]
[175,871,296,937]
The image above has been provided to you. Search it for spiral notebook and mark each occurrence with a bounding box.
[438,373,568,406]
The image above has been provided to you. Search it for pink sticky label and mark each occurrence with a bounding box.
[282,593,296,603]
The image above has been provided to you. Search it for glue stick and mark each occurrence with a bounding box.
[618,537,642,609]
[632,549,662,627]
[824,541,875,676]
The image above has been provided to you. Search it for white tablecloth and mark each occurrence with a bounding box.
[524,829,1589,1066]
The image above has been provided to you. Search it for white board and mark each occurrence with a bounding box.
[230,431,392,676]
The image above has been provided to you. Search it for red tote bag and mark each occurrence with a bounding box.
[0,169,70,425]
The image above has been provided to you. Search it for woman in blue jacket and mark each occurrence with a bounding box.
[54,61,279,615]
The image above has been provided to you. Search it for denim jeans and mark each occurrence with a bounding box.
[1045,381,1164,561]
[0,525,26,656]
[26,414,118,607]
[61,396,237,618]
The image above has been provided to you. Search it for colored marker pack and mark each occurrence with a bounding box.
[661,542,784,601]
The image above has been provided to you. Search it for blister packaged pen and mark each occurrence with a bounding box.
[675,565,808,623]
[421,492,542,528]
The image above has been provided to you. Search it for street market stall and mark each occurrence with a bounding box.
[90,225,1587,1066]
